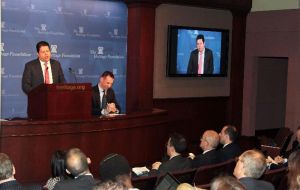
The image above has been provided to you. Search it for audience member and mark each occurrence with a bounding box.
[287,150,300,190]
[210,176,245,190]
[191,130,221,168]
[93,181,127,190]
[218,125,242,162]
[44,150,67,190]
[233,149,275,190]
[150,133,191,175]
[0,153,41,190]
[53,148,95,190]
[99,153,138,189]
[176,183,202,190]
[289,126,300,154]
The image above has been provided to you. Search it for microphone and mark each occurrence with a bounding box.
[68,67,78,83]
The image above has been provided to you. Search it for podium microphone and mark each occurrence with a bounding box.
[68,67,78,83]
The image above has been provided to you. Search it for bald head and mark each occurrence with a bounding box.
[234,150,266,179]
[66,148,89,177]
[0,153,14,181]
[200,130,220,151]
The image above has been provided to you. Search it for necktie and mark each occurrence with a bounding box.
[101,90,107,109]
[44,62,50,84]
[198,52,203,74]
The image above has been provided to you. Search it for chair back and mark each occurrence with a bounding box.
[274,128,293,155]
[132,175,158,190]
[261,167,287,189]
[193,158,236,186]
[171,168,197,184]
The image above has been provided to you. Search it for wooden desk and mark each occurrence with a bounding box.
[0,109,168,183]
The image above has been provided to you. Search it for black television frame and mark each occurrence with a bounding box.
[166,25,230,77]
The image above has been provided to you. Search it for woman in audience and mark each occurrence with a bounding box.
[44,150,67,190]
[291,127,300,152]
[287,150,300,190]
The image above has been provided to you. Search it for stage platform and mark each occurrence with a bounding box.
[0,109,168,183]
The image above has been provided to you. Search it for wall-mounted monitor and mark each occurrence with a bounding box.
[167,25,229,77]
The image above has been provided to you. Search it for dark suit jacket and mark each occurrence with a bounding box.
[239,177,275,190]
[187,48,214,74]
[0,180,42,190]
[22,58,66,94]
[53,175,95,190]
[219,143,242,162]
[150,155,192,175]
[92,85,121,115]
[192,149,220,168]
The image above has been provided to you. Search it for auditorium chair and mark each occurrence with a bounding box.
[193,158,236,186]
[132,175,158,190]
[260,127,293,157]
[170,168,197,184]
[261,167,287,190]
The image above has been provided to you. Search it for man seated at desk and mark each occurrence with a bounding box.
[92,71,120,116]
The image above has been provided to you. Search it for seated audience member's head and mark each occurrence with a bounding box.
[0,153,15,182]
[219,125,239,145]
[200,130,220,151]
[93,181,127,190]
[50,150,66,178]
[233,149,266,179]
[166,133,187,157]
[65,148,90,177]
[296,126,300,143]
[210,176,245,190]
[99,154,131,182]
[176,183,199,190]
[288,150,300,190]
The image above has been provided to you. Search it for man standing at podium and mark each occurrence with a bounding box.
[22,41,66,94]
[92,71,120,115]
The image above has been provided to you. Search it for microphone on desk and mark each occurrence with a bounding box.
[68,67,78,83]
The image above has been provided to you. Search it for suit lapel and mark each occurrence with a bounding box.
[35,59,44,84]
[50,60,57,83]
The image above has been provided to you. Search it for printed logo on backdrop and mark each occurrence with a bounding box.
[1,1,19,11]
[104,11,121,19]
[28,3,47,13]
[1,88,19,97]
[1,43,31,57]
[54,6,73,15]
[90,46,125,60]
[108,28,126,39]
[34,24,65,36]
[76,67,98,80]
[81,9,97,18]
[1,21,26,34]
[1,66,22,81]
[73,26,101,38]
[1,43,4,52]
[50,44,80,59]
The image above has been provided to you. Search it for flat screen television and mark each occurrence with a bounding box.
[167,25,229,77]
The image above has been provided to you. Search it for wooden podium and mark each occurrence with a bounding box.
[28,83,92,120]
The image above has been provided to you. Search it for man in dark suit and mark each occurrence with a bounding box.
[191,130,221,168]
[234,150,275,190]
[187,34,214,75]
[92,71,120,115]
[0,153,41,190]
[150,133,191,175]
[218,125,242,162]
[54,148,95,190]
[22,41,65,94]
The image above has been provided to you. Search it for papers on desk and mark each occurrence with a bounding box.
[99,113,126,118]
[132,166,150,176]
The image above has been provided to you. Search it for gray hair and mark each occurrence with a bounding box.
[240,150,266,178]
[0,153,14,180]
